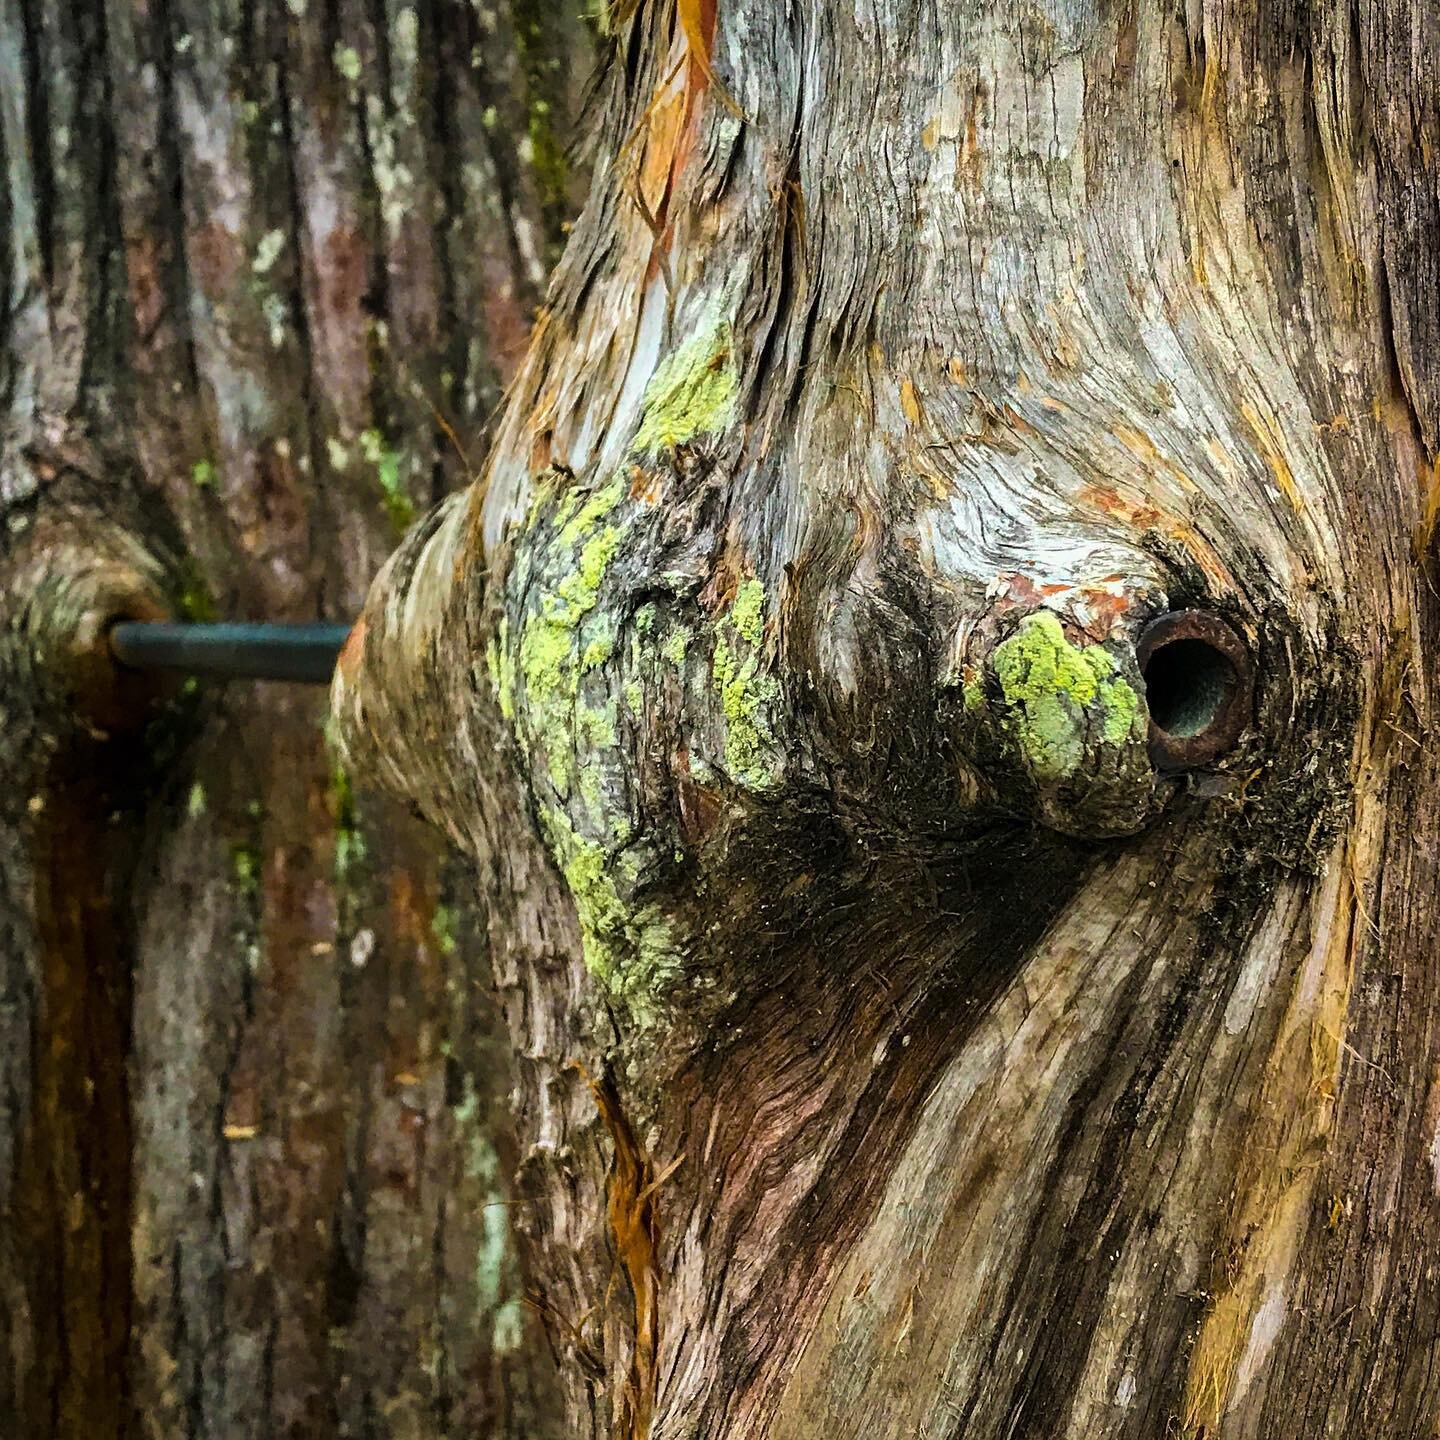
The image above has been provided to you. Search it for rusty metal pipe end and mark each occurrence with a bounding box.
[1136,610,1254,771]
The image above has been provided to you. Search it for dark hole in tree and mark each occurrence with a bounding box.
[1141,638,1235,739]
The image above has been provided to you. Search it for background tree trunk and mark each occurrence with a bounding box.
[0,3,594,1436]
[334,1,1440,1437]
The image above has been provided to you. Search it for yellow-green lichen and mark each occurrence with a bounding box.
[430,904,458,958]
[231,844,260,894]
[485,619,517,722]
[1099,674,1141,744]
[330,757,366,882]
[540,807,677,1007]
[577,702,617,749]
[662,626,688,667]
[175,563,218,623]
[359,427,415,535]
[711,583,782,790]
[333,43,362,81]
[731,578,765,644]
[632,307,739,454]
[580,619,616,672]
[504,469,693,1011]
[990,612,1143,781]
[513,474,627,795]
[579,764,605,820]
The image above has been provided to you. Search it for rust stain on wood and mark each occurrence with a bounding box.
[337,614,367,679]
[587,1070,674,1440]
[1412,453,1440,560]
[677,0,719,99]
[1240,401,1305,514]
[900,377,923,425]
[1077,482,1163,530]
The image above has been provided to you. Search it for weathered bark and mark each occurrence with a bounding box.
[0,2,593,1435]
[336,1,1440,1436]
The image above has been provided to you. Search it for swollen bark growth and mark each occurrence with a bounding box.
[337,0,1440,1436]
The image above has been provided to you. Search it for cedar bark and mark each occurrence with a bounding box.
[334,1,1440,1437]
[0,2,592,1436]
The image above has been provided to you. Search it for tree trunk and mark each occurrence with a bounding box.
[0,2,593,1435]
[335,1,1440,1436]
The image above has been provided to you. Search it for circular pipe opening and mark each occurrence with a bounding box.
[1136,610,1253,770]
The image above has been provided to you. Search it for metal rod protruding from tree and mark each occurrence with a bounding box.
[108,621,352,685]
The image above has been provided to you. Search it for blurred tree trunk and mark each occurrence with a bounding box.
[0,2,593,1436]
[334,1,1440,1438]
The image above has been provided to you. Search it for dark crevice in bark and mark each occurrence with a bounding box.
[418,0,465,507]
[1376,249,1430,464]
[15,739,159,1440]
[16,0,52,298]
[687,827,1097,1435]
[981,840,1295,1438]
[272,56,330,618]
[75,0,123,418]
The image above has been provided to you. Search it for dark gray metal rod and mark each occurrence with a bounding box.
[109,621,352,685]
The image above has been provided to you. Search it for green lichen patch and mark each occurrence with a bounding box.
[174,562,218,623]
[580,616,617,672]
[978,610,1154,837]
[500,472,691,1014]
[539,807,679,1012]
[430,904,458,958]
[359,427,415,535]
[512,473,627,797]
[662,626,689,667]
[333,42,362,82]
[990,612,1143,781]
[502,454,791,1015]
[710,582,783,790]
[231,844,260,895]
[1098,674,1141,744]
[731,578,765,644]
[485,617,516,722]
[632,307,739,454]
[329,756,367,883]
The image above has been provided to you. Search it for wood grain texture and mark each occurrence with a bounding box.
[337,1,1440,1435]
